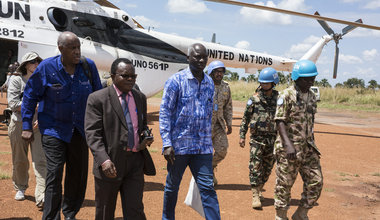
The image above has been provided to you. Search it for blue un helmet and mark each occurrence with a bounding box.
[258,67,279,84]
[207,60,225,75]
[291,60,318,81]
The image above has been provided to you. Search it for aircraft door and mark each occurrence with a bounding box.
[0,39,18,86]
[18,41,59,61]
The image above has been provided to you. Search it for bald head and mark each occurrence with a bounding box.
[187,43,207,56]
[58,31,81,66]
[57,31,79,47]
[187,43,208,75]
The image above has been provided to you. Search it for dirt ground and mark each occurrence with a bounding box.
[0,96,379,220]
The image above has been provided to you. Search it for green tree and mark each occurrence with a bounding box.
[246,74,257,83]
[224,70,239,81]
[231,72,240,81]
[335,83,343,88]
[343,78,365,88]
[277,72,291,85]
[241,77,247,82]
[320,78,331,87]
[368,80,378,89]
[223,69,232,81]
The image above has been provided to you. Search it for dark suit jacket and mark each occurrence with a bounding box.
[85,86,155,181]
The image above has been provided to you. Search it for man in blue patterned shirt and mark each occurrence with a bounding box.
[160,43,221,220]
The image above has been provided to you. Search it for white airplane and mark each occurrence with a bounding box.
[0,0,374,97]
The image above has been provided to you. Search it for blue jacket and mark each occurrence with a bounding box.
[21,55,102,143]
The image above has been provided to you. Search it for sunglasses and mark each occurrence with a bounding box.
[28,59,39,64]
[119,74,137,79]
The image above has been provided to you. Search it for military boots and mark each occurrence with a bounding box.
[275,209,288,220]
[251,187,262,208]
[258,185,264,200]
[292,206,309,220]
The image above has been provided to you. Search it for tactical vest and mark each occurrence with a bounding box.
[249,90,278,135]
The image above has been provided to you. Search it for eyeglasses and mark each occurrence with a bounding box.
[28,59,39,64]
[119,74,137,79]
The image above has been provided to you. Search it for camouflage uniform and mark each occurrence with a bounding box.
[239,89,278,188]
[274,85,323,210]
[212,81,233,169]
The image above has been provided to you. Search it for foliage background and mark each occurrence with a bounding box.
[154,70,380,112]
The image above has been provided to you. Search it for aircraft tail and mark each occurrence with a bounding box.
[300,35,333,63]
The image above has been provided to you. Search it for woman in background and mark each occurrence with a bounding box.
[8,51,46,209]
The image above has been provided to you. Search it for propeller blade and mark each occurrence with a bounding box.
[333,44,339,79]
[133,18,144,29]
[94,0,119,9]
[342,19,363,36]
[205,0,380,31]
[315,11,334,35]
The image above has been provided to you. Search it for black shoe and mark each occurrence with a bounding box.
[64,217,76,220]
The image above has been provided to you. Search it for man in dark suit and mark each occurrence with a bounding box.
[85,58,155,220]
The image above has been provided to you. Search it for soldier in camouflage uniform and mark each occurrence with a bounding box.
[239,67,279,209]
[207,61,233,186]
[274,60,323,220]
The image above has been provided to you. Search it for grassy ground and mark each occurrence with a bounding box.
[318,87,380,112]
[153,81,380,112]
[229,81,380,113]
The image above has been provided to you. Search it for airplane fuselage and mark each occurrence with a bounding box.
[0,0,330,97]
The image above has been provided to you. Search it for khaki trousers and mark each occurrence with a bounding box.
[8,119,46,205]
[212,123,229,168]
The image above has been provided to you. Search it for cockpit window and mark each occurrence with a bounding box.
[46,8,187,63]
[73,17,95,27]
[47,8,67,31]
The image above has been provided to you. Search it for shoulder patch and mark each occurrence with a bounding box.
[247,99,253,106]
[277,97,284,106]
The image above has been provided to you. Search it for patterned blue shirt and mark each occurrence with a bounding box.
[21,55,102,143]
[159,67,214,155]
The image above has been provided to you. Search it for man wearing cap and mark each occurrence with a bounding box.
[207,60,232,186]
[21,32,103,220]
[8,51,46,207]
[239,67,280,209]
[273,60,323,220]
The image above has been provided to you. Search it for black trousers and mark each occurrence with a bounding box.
[42,129,88,220]
[94,152,146,220]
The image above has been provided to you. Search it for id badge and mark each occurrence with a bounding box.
[214,103,218,111]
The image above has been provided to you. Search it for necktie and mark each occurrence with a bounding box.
[121,93,135,149]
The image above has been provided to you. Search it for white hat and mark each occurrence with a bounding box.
[17,51,42,75]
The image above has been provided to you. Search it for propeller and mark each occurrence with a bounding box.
[314,11,362,78]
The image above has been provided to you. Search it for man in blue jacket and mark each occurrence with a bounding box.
[21,31,102,220]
